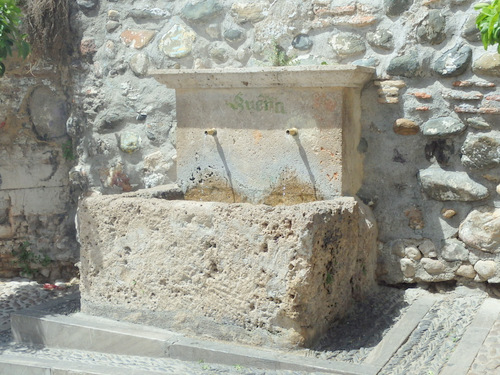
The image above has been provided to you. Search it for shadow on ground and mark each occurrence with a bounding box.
[310,284,410,362]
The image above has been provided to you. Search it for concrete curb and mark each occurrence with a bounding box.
[11,308,377,375]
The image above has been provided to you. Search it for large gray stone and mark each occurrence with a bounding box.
[385,0,413,16]
[181,0,223,22]
[28,86,68,140]
[459,206,500,253]
[433,44,472,77]
[129,53,149,77]
[329,32,366,57]
[223,28,245,43]
[441,238,469,261]
[461,131,500,169]
[462,15,481,42]
[418,167,489,201]
[422,117,465,137]
[292,34,313,51]
[417,10,446,45]
[387,49,419,77]
[78,195,377,348]
[367,28,394,50]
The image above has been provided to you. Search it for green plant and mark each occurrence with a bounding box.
[12,240,51,277]
[62,139,76,161]
[0,0,30,76]
[475,1,500,52]
[268,40,296,66]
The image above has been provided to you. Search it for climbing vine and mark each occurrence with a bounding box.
[475,0,500,52]
[0,0,30,76]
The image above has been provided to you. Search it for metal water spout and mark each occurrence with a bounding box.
[286,128,298,136]
[205,128,217,136]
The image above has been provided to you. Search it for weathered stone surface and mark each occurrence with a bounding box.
[404,206,424,229]
[106,21,120,33]
[459,206,500,253]
[456,265,476,279]
[405,246,422,260]
[223,28,245,43]
[231,2,267,24]
[417,10,446,45]
[292,34,313,51]
[474,260,497,279]
[442,89,482,101]
[384,0,412,16]
[461,131,500,169]
[181,0,223,22]
[394,118,419,135]
[424,139,454,165]
[120,30,156,49]
[29,86,68,140]
[80,39,97,56]
[422,117,465,136]
[352,57,379,68]
[387,50,419,77]
[441,238,469,261]
[119,132,141,153]
[129,53,149,76]
[107,9,120,21]
[418,167,489,201]
[462,15,481,43]
[77,0,98,10]
[441,208,456,219]
[208,43,228,63]
[473,53,500,77]
[158,24,196,58]
[433,44,472,77]
[329,32,366,57]
[128,8,170,20]
[152,66,374,203]
[367,28,393,50]
[400,258,416,277]
[78,196,377,348]
[421,258,446,275]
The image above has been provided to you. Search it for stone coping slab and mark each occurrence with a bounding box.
[150,65,375,89]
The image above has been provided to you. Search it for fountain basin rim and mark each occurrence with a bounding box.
[149,65,374,89]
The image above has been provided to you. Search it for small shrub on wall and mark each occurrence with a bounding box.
[0,0,29,76]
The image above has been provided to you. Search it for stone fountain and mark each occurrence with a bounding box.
[77,65,377,348]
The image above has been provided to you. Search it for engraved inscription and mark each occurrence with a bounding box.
[226,93,285,114]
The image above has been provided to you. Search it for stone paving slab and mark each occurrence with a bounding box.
[442,298,500,375]
[2,279,500,375]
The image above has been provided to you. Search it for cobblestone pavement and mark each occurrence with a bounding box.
[1,278,500,374]
[468,319,500,375]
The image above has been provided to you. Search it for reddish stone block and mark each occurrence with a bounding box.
[485,95,500,101]
[415,106,430,111]
[80,39,97,56]
[479,107,500,114]
[412,92,432,99]
[120,30,156,49]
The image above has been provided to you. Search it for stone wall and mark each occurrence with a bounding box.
[0,51,77,279]
[3,0,500,284]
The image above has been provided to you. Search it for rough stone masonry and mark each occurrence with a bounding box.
[3,0,500,285]
[78,193,377,348]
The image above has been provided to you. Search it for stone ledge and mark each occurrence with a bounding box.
[150,65,374,89]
